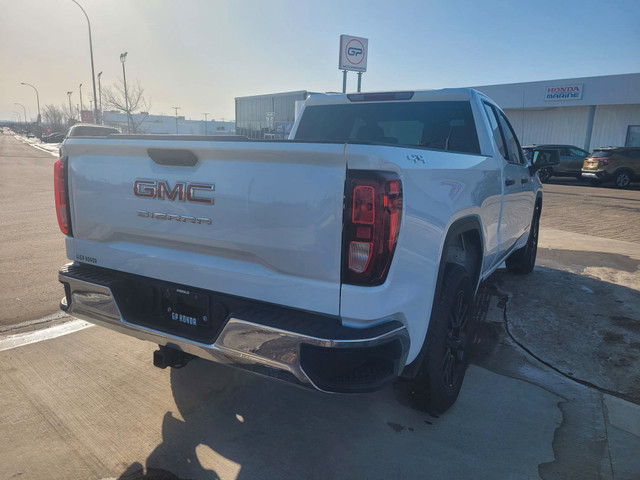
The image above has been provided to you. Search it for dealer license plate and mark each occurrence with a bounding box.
[161,287,211,330]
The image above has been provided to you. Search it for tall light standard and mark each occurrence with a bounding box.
[20,82,41,137]
[67,91,74,122]
[79,83,84,116]
[71,0,98,124]
[13,111,26,133]
[97,71,103,124]
[172,107,180,134]
[14,103,27,125]
[120,52,130,133]
[203,112,209,135]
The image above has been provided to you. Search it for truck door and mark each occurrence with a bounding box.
[496,108,535,252]
[482,103,534,260]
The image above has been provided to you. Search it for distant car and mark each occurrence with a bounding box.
[42,132,66,143]
[66,124,120,138]
[523,144,589,182]
[26,132,35,138]
[582,147,640,188]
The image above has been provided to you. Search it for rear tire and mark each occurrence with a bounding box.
[409,264,474,414]
[505,201,541,274]
[614,170,632,189]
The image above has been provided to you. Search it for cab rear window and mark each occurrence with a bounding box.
[591,151,613,158]
[295,101,481,154]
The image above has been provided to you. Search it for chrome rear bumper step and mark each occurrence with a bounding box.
[59,263,409,392]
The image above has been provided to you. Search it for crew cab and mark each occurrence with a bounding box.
[56,89,556,413]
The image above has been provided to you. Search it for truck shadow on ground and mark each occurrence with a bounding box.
[114,265,639,480]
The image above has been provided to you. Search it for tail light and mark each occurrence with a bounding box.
[54,157,72,236]
[343,170,402,286]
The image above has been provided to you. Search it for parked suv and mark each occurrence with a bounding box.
[582,147,640,188]
[523,144,589,182]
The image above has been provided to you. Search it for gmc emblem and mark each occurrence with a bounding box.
[134,179,215,205]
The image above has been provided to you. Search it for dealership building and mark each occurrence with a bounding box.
[235,73,640,149]
[473,73,640,150]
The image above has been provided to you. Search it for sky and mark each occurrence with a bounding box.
[1,0,639,122]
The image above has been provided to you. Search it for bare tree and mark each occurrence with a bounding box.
[102,79,151,133]
[61,102,77,126]
[42,104,67,132]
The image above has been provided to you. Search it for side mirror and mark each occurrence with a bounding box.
[530,149,560,175]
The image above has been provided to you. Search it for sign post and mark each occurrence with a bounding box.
[339,35,368,93]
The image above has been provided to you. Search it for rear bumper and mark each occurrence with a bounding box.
[58,263,409,393]
[582,170,607,179]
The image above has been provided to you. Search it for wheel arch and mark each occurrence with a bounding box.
[401,215,484,378]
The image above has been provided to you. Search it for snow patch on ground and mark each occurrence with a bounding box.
[15,135,60,156]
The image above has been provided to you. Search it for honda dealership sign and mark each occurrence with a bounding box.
[339,35,368,72]
[544,84,583,101]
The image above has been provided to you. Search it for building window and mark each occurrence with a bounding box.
[626,125,640,147]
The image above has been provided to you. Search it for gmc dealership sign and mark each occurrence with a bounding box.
[544,84,583,101]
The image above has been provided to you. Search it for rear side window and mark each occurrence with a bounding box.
[70,126,119,136]
[569,148,588,157]
[483,103,506,158]
[625,149,640,159]
[295,101,480,154]
[591,151,613,158]
[496,111,525,165]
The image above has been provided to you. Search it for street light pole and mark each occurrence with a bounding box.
[172,107,180,134]
[12,111,22,127]
[67,91,74,123]
[14,103,27,125]
[97,71,103,124]
[120,52,130,133]
[79,83,84,116]
[71,0,99,124]
[20,82,41,137]
[203,113,208,135]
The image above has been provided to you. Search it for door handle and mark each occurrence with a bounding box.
[505,178,515,186]
[521,177,529,184]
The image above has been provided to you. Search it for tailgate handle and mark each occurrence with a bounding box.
[147,148,198,167]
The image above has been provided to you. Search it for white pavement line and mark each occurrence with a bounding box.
[0,311,69,333]
[0,319,93,352]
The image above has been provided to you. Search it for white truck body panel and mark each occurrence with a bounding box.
[64,140,348,315]
[339,143,504,362]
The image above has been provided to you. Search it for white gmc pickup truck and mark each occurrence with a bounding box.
[56,89,557,413]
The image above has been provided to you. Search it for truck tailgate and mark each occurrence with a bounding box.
[64,139,346,315]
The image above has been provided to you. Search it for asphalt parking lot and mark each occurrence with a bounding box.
[1,133,639,479]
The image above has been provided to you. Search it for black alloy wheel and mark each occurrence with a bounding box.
[443,289,470,388]
[409,264,474,414]
[505,202,540,274]
[614,170,632,188]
